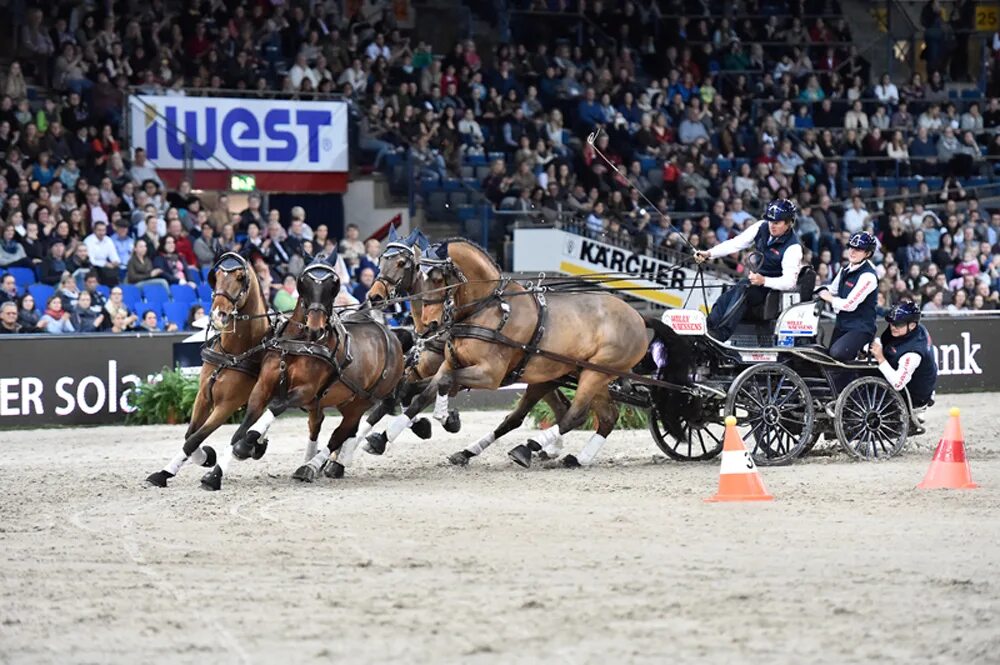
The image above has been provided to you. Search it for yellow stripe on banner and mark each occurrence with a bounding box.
[559,261,683,308]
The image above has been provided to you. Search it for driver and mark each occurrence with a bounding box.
[871,301,938,413]
[816,232,880,362]
[695,198,802,341]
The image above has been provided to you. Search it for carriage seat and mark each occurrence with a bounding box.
[746,266,818,323]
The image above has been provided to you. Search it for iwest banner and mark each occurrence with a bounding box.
[0,333,188,427]
[128,95,350,192]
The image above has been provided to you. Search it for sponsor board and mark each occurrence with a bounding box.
[660,309,708,335]
[128,95,349,173]
[513,228,732,310]
[0,333,188,427]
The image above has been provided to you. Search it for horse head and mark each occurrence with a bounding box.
[208,252,254,331]
[370,232,427,305]
[419,240,500,332]
[296,262,341,337]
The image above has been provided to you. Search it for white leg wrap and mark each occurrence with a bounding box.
[356,419,374,440]
[338,437,360,467]
[536,426,563,456]
[465,432,496,456]
[306,450,327,472]
[188,446,207,466]
[304,439,318,462]
[575,433,607,466]
[433,393,450,422]
[385,413,411,442]
[250,409,276,436]
[164,451,188,476]
[217,445,235,473]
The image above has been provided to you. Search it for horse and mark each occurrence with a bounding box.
[364,230,571,456]
[199,260,406,490]
[364,239,649,468]
[146,252,273,487]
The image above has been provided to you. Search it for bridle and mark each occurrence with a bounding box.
[374,242,418,298]
[298,263,341,318]
[209,252,253,314]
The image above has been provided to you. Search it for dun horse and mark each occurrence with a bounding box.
[200,261,405,490]
[146,253,272,487]
[365,239,649,467]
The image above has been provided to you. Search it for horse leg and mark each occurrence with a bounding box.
[364,366,456,455]
[146,384,215,487]
[535,389,571,461]
[508,370,612,469]
[563,389,617,468]
[303,406,325,463]
[319,401,370,480]
[449,381,556,466]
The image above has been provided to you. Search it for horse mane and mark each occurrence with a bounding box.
[440,237,502,275]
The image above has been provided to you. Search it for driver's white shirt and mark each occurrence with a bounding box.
[706,219,803,291]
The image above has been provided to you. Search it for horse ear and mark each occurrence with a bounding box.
[387,224,399,243]
[413,230,430,251]
[207,269,217,289]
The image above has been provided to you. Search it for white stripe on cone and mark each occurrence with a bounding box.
[719,449,757,475]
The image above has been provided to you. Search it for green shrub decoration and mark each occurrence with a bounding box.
[526,387,648,430]
[126,367,244,425]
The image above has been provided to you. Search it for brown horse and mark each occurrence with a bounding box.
[366,239,649,467]
[199,261,406,490]
[363,233,569,455]
[146,252,272,487]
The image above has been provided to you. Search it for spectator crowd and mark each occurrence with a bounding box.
[1,0,999,339]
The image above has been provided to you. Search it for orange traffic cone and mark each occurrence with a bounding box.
[918,407,978,490]
[706,416,774,502]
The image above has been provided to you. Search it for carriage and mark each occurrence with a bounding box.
[623,278,926,466]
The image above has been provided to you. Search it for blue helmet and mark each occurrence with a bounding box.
[848,231,878,254]
[886,300,921,326]
[763,198,798,224]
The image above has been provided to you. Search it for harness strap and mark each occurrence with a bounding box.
[503,291,547,386]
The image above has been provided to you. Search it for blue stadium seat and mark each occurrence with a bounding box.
[141,283,171,307]
[171,283,197,304]
[27,283,54,305]
[6,267,36,288]
[120,284,142,310]
[162,301,191,329]
[464,154,487,165]
[201,266,212,282]
[639,156,657,173]
[201,298,214,312]
[185,267,202,284]
[197,282,214,301]
[95,285,111,299]
[961,89,981,99]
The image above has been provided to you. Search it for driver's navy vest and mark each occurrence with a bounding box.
[834,261,879,337]
[879,324,938,406]
[753,222,799,279]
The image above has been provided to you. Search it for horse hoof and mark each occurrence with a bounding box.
[365,432,388,456]
[443,410,462,433]
[324,461,345,479]
[252,437,268,461]
[448,450,474,466]
[232,431,259,461]
[200,445,217,468]
[200,466,223,491]
[145,470,173,488]
[562,455,582,468]
[292,465,316,483]
[411,418,433,440]
[508,445,532,468]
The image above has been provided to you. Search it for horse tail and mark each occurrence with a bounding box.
[643,316,698,442]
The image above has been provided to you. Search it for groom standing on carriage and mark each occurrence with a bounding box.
[694,198,803,342]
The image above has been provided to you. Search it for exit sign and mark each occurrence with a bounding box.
[230,173,256,191]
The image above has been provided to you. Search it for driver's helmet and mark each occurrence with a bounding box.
[848,231,878,253]
[762,198,798,224]
[885,300,921,326]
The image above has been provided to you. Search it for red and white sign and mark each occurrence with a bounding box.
[661,309,708,336]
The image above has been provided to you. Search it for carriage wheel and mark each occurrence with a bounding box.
[648,397,725,462]
[725,363,815,466]
[834,377,909,460]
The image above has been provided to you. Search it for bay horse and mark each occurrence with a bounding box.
[364,229,570,456]
[200,260,405,490]
[146,252,273,487]
[365,239,649,467]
